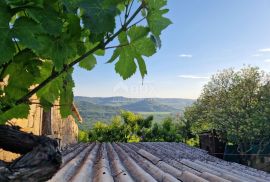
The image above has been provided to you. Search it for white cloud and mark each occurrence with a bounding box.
[179,54,192,58]
[178,75,209,79]
[258,48,270,52]
[252,54,262,57]
[264,59,270,63]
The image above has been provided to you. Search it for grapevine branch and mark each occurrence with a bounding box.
[1,3,145,113]
[127,0,135,17]
[127,17,146,29]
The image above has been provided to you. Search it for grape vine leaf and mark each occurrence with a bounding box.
[108,26,156,79]
[79,54,97,71]
[5,0,44,9]
[79,0,119,34]
[115,46,137,80]
[60,73,75,117]
[12,17,44,49]
[34,35,77,70]
[37,76,63,109]
[0,0,171,123]
[26,7,63,36]
[0,104,30,124]
[146,0,172,38]
[0,2,15,65]
[4,49,42,100]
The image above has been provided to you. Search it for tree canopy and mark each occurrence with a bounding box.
[184,67,270,157]
[81,110,184,143]
[0,0,171,123]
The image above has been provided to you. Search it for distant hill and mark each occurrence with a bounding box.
[121,99,178,112]
[74,100,120,129]
[74,96,137,107]
[74,96,195,129]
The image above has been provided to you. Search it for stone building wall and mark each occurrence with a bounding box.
[0,96,82,161]
[51,105,79,148]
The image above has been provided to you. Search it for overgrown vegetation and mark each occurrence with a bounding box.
[0,0,171,123]
[80,66,270,164]
[184,66,270,164]
[79,110,189,143]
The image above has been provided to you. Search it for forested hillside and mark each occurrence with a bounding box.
[74,96,194,129]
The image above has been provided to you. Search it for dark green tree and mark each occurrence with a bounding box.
[88,111,154,142]
[184,67,270,164]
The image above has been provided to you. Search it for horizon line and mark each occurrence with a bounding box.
[74,95,197,100]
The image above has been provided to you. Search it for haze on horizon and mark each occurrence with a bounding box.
[73,0,270,99]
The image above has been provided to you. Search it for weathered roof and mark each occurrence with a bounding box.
[71,103,83,122]
[49,142,270,182]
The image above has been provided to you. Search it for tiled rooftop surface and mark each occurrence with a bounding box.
[49,142,270,182]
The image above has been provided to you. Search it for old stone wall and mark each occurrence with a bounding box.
[51,105,79,148]
[0,97,81,161]
[0,97,43,162]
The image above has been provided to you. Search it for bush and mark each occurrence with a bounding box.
[78,130,89,142]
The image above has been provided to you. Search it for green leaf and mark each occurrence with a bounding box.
[35,60,53,83]
[109,28,156,79]
[79,54,97,71]
[141,8,147,17]
[0,31,15,65]
[34,35,77,70]
[107,48,120,63]
[132,37,156,57]
[12,17,44,49]
[84,41,105,56]
[0,2,15,65]
[136,55,147,78]
[0,104,30,124]
[26,7,63,36]
[147,10,172,37]
[60,73,74,118]
[95,49,105,56]
[62,0,79,13]
[76,41,87,56]
[128,26,149,41]
[150,34,161,49]
[145,0,167,10]
[118,31,129,44]
[65,14,81,39]
[128,26,156,57]
[5,0,44,9]
[146,0,172,37]
[4,49,42,100]
[37,76,62,107]
[115,47,137,80]
[79,0,119,33]
[0,0,171,123]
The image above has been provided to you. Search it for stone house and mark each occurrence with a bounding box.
[0,93,82,161]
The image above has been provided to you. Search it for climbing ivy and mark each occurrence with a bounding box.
[0,0,171,123]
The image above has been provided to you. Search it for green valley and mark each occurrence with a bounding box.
[74,96,194,129]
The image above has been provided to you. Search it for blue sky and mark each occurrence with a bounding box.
[73,0,270,99]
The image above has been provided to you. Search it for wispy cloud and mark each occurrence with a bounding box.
[258,48,270,52]
[179,54,193,58]
[264,59,270,63]
[178,75,209,79]
[252,54,262,57]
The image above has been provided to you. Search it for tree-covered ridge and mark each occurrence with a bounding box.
[0,0,171,123]
[74,96,194,129]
